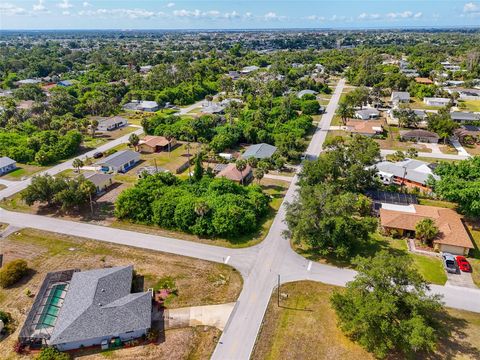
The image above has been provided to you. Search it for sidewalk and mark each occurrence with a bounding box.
[449,137,471,157]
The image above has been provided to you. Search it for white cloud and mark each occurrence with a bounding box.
[58,0,73,9]
[306,15,326,21]
[166,2,175,8]
[78,8,156,19]
[83,1,92,7]
[172,9,242,20]
[0,2,26,16]
[33,0,47,12]
[386,11,422,19]
[358,12,381,20]
[463,2,480,16]
[62,10,70,15]
[264,12,286,21]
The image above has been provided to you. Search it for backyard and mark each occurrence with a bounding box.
[252,281,480,360]
[0,228,242,359]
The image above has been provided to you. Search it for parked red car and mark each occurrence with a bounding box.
[455,256,472,272]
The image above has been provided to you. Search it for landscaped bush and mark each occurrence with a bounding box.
[0,259,29,288]
[0,310,15,334]
[36,347,70,360]
[115,173,270,238]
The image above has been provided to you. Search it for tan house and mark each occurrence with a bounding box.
[138,136,177,153]
[380,204,474,255]
[216,163,253,184]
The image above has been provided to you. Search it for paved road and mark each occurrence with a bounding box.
[0,128,144,200]
[175,99,206,115]
[380,149,470,161]
[1,79,480,359]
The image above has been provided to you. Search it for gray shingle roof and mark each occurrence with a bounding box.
[375,159,440,185]
[391,91,410,101]
[97,150,139,168]
[297,89,317,98]
[84,173,113,187]
[0,156,16,168]
[49,266,151,346]
[242,143,277,159]
[450,111,480,122]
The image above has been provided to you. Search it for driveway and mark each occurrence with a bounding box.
[163,303,235,331]
[446,271,477,289]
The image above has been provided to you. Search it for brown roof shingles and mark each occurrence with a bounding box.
[216,163,252,182]
[380,205,474,249]
[141,135,170,147]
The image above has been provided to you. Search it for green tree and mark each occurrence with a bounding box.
[90,119,99,138]
[253,168,265,184]
[0,259,29,288]
[331,251,442,358]
[21,174,64,206]
[72,158,84,173]
[427,110,458,144]
[129,133,140,150]
[415,218,439,245]
[429,157,480,217]
[336,101,354,126]
[193,153,204,181]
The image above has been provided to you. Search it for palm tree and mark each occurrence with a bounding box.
[336,101,354,126]
[90,119,99,138]
[72,158,84,173]
[415,218,439,246]
[185,142,192,179]
[253,168,265,184]
[235,159,247,185]
[80,179,97,216]
[194,201,210,217]
[129,133,140,151]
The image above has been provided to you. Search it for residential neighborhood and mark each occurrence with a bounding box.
[1,12,480,360]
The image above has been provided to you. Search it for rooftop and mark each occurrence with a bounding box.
[97,150,139,168]
[49,266,151,346]
[380,205,474,249]
[216,163,252,182]
[374,159,440,186]
[0,156,16,167]
[242,143,277,159]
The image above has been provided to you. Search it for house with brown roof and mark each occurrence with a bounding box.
[380,204,474,255]
[216,163,253,184]
[345,120,383,137]
[138,136,177,153]
[415,77,434,85]
[401,129,440,143]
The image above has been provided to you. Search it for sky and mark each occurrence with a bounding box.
[0,0,479,30]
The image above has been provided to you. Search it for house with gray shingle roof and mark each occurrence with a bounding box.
[19,266,152,352]
[242,143,277,160]
[97,150,140,173]
[0,156,17,175]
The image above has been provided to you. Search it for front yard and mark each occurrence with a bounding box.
[252,281,480,360]
[0,228,242,359]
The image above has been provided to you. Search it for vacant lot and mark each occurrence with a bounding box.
[459,100,480,112]
[252,281,480,360]
[0,228,242,359]
[1,164,47,181]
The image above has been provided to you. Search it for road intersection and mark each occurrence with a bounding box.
[1,79,480,360]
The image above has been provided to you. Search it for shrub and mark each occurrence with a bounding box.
[0,259,29,288]
[36,347,70,360]
[0,310,15,334]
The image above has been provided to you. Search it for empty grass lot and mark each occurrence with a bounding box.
[252,281,480,360]
[1,164,47,181]
[459,100,480,112]
[0,228,242,359]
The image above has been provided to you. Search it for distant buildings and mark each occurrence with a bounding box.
[423,97,450,107]
[400,129,440,143]
[374,159,440,191]
[138,136,176,153]
[390,91,410,105]
[354,108,380,120]
[345,120,383,137]
[96,116,128,132]
[240,65,260,75]
[97,150,140,174]
[297,89,317,99]
[450,111,480,122]
[0,156,17,175]
[122,100,159,112]
[242,143,277,160]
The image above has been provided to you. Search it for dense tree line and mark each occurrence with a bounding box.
[115,173,270,238]
[286,136,381,258]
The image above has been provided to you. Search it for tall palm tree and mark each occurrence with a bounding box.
[235,159,247,185]
[72,158,84,173]
[336,101,354,126]
[90,119,99,138]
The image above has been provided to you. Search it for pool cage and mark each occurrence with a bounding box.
[18,269,79,349]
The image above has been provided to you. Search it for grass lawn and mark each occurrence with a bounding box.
[294,232,447,285]
[376,125,432,152]
[463,143,480,156]
[418,198,458,209]
[1,164,47,181]
[324,130,350,146]
[82,126,138,149]
[415,156,459,164]
[466,224,480,287]
[252,281,480,360]
[0,228,241,359]
[459,100,480,112]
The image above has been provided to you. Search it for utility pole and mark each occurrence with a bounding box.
[277,274,280,307]
[154,158,158,173]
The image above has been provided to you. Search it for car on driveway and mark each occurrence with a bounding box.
[442,253,458,274]
[455,256,472,273]
[93,152,103,159]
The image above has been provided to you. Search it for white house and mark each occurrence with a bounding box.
[0,156,17,175]
[96,116,128,132]
[355,108,380,120]
[423,97,450,107]
[97,150,140,174]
